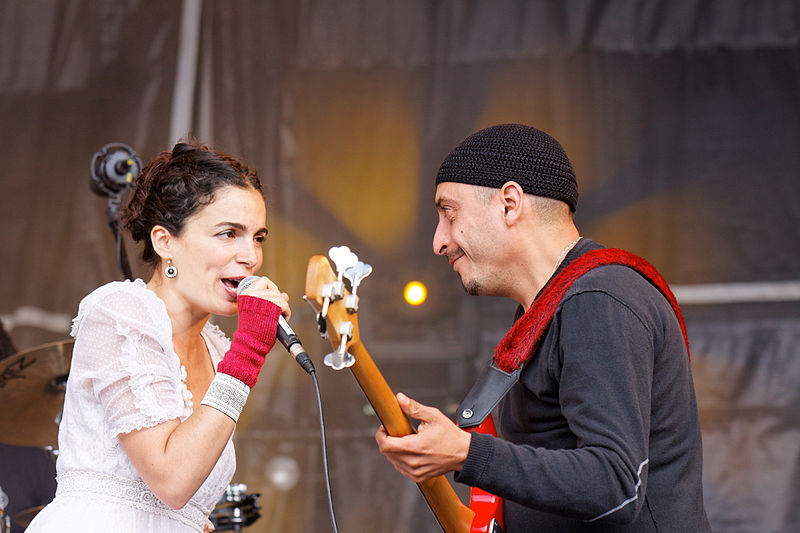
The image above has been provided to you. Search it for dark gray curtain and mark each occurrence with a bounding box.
[0,0,181,346]
[1,1,799,532]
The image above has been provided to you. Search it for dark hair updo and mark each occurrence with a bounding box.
[122,140,262,267]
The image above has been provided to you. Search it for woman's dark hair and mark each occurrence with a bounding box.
[121,140,262,267]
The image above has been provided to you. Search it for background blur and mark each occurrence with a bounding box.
[1,1,799,532]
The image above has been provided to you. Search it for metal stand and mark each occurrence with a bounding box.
[0,484,9,533]
[209,483,261,532]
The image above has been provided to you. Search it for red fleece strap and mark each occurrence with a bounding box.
[493,248,689,373]
[216,295,281,388]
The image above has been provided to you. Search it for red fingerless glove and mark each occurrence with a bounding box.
[216,295,281,388]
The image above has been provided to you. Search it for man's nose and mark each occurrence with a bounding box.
[432,222,448,256]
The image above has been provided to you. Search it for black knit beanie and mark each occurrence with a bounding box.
[435,123,578,211]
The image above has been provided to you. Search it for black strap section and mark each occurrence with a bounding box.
[456,363,520,429]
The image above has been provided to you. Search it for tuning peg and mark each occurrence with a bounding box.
[344,261,372,295]
[344,261,373,312]
[319,280,346,319]
[328,246,358,281]
[316,313,327,337]
[323,321,355,370]
[303,295,328,337]
[323,349,354,371]
[320,246,358,318]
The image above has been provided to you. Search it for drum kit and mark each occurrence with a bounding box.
[0,340,261,531]
[209,483,261,532]
[0,340,71,532]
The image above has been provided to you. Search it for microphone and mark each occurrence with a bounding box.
[237,276,315,375]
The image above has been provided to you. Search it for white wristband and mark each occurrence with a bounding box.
[200,373,250,422]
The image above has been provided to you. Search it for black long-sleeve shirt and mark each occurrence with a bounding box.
[455,240,710,532]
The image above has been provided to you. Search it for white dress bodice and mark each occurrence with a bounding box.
[26,279,235,532]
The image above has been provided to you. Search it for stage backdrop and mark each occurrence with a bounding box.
[1,2,799,532]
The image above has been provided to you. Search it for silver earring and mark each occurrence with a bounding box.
[164,259,178,278]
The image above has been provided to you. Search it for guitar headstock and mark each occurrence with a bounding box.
[306,248,482,532]
[304,246,372,370]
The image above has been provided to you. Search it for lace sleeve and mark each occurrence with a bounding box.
[203,321,231,369]
[72,283,188,439]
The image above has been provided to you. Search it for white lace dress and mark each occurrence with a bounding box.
[26,279,235,533]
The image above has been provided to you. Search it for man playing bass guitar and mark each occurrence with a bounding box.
[375,124,711,533]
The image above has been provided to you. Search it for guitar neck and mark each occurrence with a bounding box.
[347,340,476,533]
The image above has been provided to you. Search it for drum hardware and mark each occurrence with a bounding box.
[209,483,261,532]
[48,373,69,393]
[43,446,60,460]
[0,340,73,448]
[11,505,44,529]
[0,484,9,533]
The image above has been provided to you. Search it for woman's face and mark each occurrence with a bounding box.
[166,185,267,317]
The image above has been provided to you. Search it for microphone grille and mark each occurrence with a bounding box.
[236,276,261,297]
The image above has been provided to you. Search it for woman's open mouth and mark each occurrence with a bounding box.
[221,277,245,297]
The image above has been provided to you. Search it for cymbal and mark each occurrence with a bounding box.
[0,340,73,447]
[13,505,44,527]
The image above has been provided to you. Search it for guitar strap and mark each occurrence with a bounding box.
[456,364,520,429]
[457,248,689,430]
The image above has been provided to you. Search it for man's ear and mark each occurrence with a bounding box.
[500,181,525,226]
[150,225,174,260]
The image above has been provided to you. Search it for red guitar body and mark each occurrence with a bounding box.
[466,414,504,533]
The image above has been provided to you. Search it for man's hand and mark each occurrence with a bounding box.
[375,392,472,483]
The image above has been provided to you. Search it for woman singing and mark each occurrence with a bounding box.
[28,140,287,532]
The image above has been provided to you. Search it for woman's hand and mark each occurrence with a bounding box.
[237,275,291,320]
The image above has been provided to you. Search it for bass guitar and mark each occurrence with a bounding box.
[304,246,503,533]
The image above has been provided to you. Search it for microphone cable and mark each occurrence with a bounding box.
[309,368,339,533]
[235,277,339,530]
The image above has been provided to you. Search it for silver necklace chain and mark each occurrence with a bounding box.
[550,236,582,278]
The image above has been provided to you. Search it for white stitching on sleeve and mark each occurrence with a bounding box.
[587,458,649,522]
